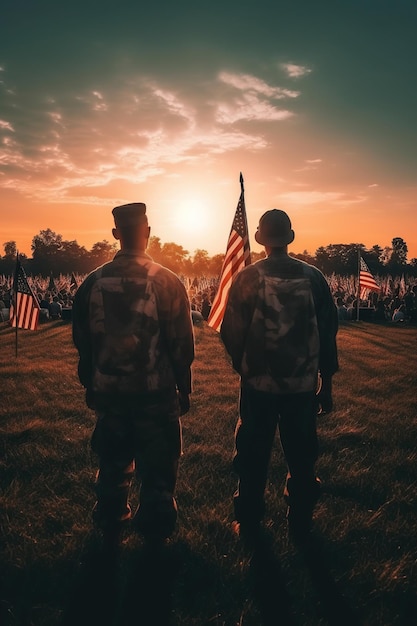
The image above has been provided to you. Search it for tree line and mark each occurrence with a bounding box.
[1,229,416,279]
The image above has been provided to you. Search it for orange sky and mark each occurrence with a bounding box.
[1,1,416,261]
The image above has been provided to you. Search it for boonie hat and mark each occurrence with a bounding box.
[112,202,148,228]
[254,209,295,247]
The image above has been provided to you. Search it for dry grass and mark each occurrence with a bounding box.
[1,319,417,625]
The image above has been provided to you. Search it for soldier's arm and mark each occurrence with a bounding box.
[312,270,339,413]
[157,272,195,395]
[72,277,94,389]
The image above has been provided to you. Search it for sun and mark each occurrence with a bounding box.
[173,196,210,234]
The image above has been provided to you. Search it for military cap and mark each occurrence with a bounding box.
[255,209,295,247]
[112,202,148,228]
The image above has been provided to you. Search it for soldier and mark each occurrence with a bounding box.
[72,202,194,543]
[220,209,338,544]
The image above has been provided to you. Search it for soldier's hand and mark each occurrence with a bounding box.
[178,391,190,415]
[85,388,96,410]
[317,392,333,415]
[317,377,333,415]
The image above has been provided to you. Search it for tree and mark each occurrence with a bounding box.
[391,237,408,265]
[191,249,210,277]
[315,246,333,275]
[59,240,89,274]
[147,236,163,264]
[3,241,17,259]
[369,245,384,263]
[207,254,223,277]
[31,229,63,275]
[88,240,118,270]
[291,250,315,265]
[160,242,189,274]
[385,237,407,276]
[0,240,19,275]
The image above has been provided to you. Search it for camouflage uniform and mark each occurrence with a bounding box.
[73,249,194,537]
[221,251,338,530]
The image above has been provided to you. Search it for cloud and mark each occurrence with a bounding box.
[0,73,272,204]
[0,119,14,132]
[276,190,367,207]
[216,96,293,124]
[293,158,323,173]
[219,71,299,99]
[0,62,306,207]
[280,63,312,78]
[215,71,298,124]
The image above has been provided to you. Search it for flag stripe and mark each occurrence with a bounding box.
[208,183,251,332]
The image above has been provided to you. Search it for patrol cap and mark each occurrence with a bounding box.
[112,202,148,228]
[254,209,295,247]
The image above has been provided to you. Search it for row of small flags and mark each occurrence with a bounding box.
[47,272,79,294]
[5,173,405,334]
[9,262,80,331]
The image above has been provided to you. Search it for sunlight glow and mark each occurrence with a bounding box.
[172,196,211,235]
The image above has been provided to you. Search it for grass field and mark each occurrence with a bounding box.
[1,319,417,626]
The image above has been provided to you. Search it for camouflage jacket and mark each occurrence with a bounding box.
[72,250,194,406]
[220,251,338,394]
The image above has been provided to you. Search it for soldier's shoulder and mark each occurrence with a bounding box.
[239,262,262,279]
[151,263,187,292]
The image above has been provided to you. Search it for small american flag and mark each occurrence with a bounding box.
[70,272,79,293]
[359,256,380,299]
[207,173,251,332]
[10,257,40,331]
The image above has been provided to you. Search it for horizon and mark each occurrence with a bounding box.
[1,1,416,259]
[6,228,416,264]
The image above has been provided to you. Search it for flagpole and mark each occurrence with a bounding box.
[14,253,19,357]
[356,248,360,322]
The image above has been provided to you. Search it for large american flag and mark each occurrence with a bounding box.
[359,256,380,299]
[207,174,251,332]
[10,257,40,331]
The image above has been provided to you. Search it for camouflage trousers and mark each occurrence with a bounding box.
[91,392,182,537]
[233,386,320,524]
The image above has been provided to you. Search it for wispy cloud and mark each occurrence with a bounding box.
[219,71,299,99]
[0,119,14,132]
[280,63,312,78]
[216,96,293,124]
[215,71,298,124]
[277,190,367,206]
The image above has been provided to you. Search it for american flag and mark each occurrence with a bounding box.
[10,257,40,331]
[207,173,251,332]
[70,272,79,293]
[359,256,380,299]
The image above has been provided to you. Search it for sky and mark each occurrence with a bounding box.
[1,0,416,261]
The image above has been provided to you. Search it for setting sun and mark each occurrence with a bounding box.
[173,196,211,235]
